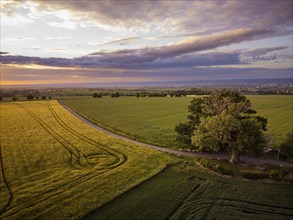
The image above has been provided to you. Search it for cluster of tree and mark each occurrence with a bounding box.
[148,92,167,97]
[169,89,208,97]
[175,89,267,163]
[27,94,34,100]
[93,93,102,98]
[169,90,188,97]
[22,94,51,101]
[111,92,120,98]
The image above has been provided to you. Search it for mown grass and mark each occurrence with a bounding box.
[247,95,293,145]
[85,160,293,220]
[64,95,293,148]
[0,100,174,219]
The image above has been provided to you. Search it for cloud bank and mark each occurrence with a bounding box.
[2,0,292,34]
[90,29,272,63]
[1,0,292,84]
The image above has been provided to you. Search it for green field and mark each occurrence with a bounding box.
[64,95,293,148]
[0,100,173,219]
[86,160,293,220]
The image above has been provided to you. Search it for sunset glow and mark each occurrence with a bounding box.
[1,0,292,85]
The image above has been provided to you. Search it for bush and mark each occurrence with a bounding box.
[280,167,290,177]
[41,96,46,100]
[214,164,224,172]
[200,158,212,168]
[269,170,281,180]
[12,97,18,101]
[214,164,235,176]
[240,170,269,179]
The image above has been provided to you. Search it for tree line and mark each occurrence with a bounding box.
[0,94,51,101]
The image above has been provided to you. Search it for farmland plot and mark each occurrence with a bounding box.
[87,162,293,220]
[64,95,292,148]
[0,101,172,219]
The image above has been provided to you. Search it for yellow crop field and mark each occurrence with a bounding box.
[0,100,172,219]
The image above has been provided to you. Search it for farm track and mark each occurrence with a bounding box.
[46,101,127,166]
[59,100,293,168]
[0,102,128,219]
[0,142,13,214]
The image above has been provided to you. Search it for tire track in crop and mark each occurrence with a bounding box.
[168,180,207,220]
[170,178,293,219]
[1,103,125,218]
[0,144,13,215]
[17,102,126,170]
[46,101,127,167]
[16,103,93,169]
[172,197,293,219]
[1,103,127,219]
[47,100,127,165]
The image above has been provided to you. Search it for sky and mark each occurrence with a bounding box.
[0,0,292,85]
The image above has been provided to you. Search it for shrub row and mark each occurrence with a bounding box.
[195,157,292,181]
[196,157,236,176]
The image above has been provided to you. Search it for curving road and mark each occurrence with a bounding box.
[58,100,293,168]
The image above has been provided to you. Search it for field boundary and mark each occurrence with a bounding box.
[59,100,293,168]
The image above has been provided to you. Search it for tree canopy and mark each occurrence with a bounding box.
[27,94,34,100]
[93,93,102,98]
[175,89,267,163]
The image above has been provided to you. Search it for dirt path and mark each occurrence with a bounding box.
[59,100,293,168]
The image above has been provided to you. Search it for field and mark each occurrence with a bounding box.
[1,99,293,220]
[86,160,293,220]
[0,100,173,219]
[64,95,293,148]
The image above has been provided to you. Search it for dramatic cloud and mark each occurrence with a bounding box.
[1,0,292,85]
[2,0,292,34]
[1,28,291,70]
[29,0,293,33]
[0,52,242,69]
[241,46,290,62]
[96,36,140,46]
[90,29,272,64]
[242,46,288,57]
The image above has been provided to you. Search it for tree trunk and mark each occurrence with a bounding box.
[229,150,240,164]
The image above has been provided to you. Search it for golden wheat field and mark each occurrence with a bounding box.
[0,100,172,219]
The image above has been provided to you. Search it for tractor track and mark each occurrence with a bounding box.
[0,102,127,219]
[0,143,13,215]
